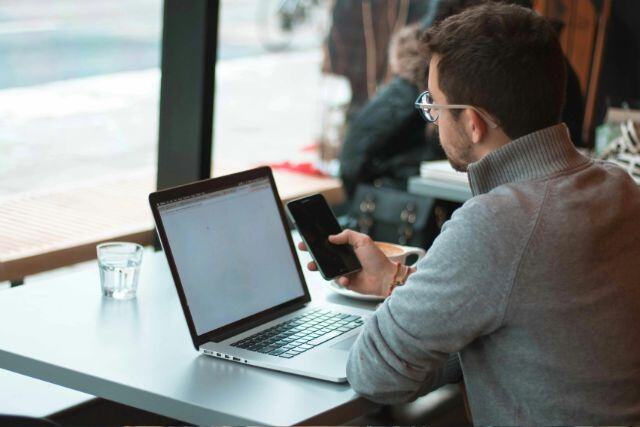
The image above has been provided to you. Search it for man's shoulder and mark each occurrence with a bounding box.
[449,182,547,232]
[591,159,640,190]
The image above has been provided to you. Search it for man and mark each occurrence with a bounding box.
[301,3,640,424]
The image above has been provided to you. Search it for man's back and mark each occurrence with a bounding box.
[464,151,640,424]
[346,124,640,424]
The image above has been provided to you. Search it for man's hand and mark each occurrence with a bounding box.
[297,230,397,297]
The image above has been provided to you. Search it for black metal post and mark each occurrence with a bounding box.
[156,0,219,190]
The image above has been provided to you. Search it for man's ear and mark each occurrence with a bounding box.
[465,109,487,144]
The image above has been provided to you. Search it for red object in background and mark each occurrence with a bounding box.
[300,143,319,153]
[267,161,328,177]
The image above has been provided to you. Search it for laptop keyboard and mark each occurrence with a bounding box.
[230,309,364,359]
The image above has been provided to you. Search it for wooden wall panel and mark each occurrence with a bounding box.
[569,1,598,95]
[534,0,598,96]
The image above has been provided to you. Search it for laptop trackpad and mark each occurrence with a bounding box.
[330,334,358,351]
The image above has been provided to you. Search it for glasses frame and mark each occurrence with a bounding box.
[414,90,498,129]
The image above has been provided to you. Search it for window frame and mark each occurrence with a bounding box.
[157,0,219,190]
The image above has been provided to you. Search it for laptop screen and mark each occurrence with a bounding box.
[157,177,305,336]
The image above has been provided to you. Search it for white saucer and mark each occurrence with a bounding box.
[328,280,385,302]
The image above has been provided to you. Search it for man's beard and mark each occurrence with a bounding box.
[447,156,469,172]
[444,124,474,172]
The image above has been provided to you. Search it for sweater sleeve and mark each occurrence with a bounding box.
[346,196,527,403]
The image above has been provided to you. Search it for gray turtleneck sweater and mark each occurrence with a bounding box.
[346,124,640,425]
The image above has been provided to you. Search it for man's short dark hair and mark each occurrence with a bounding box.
[422,2,566,139]
[432,0,533,26]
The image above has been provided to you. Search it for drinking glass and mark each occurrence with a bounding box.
[97,242,143,300]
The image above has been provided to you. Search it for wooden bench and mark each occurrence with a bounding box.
[0,168,344,285]
[0,170,156,285]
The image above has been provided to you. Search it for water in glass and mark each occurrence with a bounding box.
[97,242,143,300]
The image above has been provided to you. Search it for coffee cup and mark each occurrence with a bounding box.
[375,241,426,266]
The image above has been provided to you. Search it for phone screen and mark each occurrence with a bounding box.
[287,194,361,279]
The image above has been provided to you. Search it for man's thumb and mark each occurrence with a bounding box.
[328,230,351,245]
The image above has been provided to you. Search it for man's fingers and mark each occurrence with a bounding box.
[337,276,350,287]
[297,241,307,251]
[307,261,317,271]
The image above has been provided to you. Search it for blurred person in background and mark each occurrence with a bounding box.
[337,0,585,199]
[323,0,430,118]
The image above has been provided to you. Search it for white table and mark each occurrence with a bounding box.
[0,243,379,425]
[408,176,472,203]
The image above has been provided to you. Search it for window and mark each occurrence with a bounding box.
[0,0,163,286]
[0,0,163,196]
[213,0,432,181]
[214,0,334,176]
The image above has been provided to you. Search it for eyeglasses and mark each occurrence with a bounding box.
[414,90,498,129]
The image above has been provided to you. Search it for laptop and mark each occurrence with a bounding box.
[149,166,370,383]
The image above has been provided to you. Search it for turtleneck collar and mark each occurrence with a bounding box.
[467,123,591,196]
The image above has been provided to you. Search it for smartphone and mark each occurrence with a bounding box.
[286,194,362,280]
